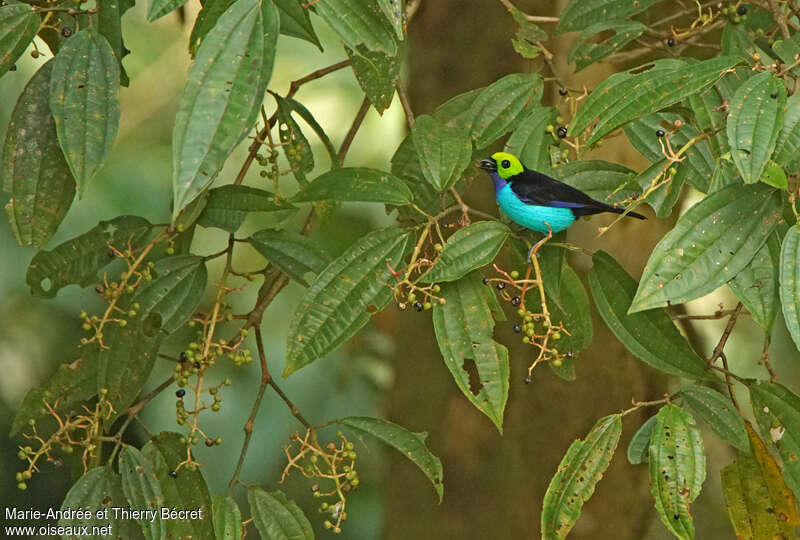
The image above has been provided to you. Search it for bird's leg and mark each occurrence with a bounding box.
[526,223,553,263]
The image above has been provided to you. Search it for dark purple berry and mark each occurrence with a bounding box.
[771,92,778,99]
[179,352,188,362]
[205,439,214,447]
[656,129,666,138]
[193,361,201,369]
[168,470,178,478]
[558,88,568,96]
[61,27,72,38]
[511,296,521,306]
[413,301,423,312]
[513,324,521,333]
[107,249,115,258]
[737,5,747,15]
[667,37,675,47]
[176,389,185,398]
[496,282,506,290]
[482,277,489,285]
[556,126,568,138]
[524,376,531,384]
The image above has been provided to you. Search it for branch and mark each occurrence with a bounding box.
[708,302,743,366]
[337,96,371,166]
[396,79,415,129]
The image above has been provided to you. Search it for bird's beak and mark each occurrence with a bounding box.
[479,158,496,172]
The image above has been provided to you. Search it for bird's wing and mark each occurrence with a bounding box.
[509,168,611,211]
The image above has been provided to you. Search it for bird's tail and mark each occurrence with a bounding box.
[608,206,646,220]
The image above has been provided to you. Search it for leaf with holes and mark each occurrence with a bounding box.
[271,93,338,167]
[556,0,665,33]
[628,415,658,465]
[172,0,279,218]
[293,167,413,205]
[285,227,413,375]
[120,446,166,540]
[678,384,748,451]
[420,221,510,283]
[750,382,800,500]
[630,183,782,313]
[197,185,295,233]
[721,423,800,540]
[728,231,781,332]
[588,251,711,379]
[249,229,330,287]
[336,416,444,502]
[728,71,785,184]
[780,224,800,351]
[0,4,38,78]
[58,467,141,538]
[469,72,542,148]
[433,272,509,432]
[569,56,739,146]
[411,114,472,192]
[569,21,645,72]
[50,28,120,194]
[248,488,313,540]
[2,61,75,248]
[213,495,243,540]
[541,414,622,539]
[274,93,314,186]
[26,216,151,298]
[505,107,555,173]
[313,0,397,54]
[648,404,705,540]
[347,42,402,114]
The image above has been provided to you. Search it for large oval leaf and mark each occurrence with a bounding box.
[197,185,295,233]
[249,229,330,287]
[588,251,711,379]
[50,28,120,194]
[248,488,313,540]
[411,114,472,192]
[780,224,800,351]
[313,0,397,54]
[678,384,748,451]
[569,21,645,72]
[541,414,622,539]
[648,404,705,540]
[569,56,739,145]
[284,227,413,376]
[554,160,638,205]
[0,4,38,78]
[556,0,664,33]
[433,273,509,432]
[505,107,555,173]
[172,0,279,217]
[119,446,166,540]
[727,71,786,184]
[630,183,782,313]
[728,231,781,332]
[58,467,141,538]
[2,60,75,248]
[213,495,243,540]
[420,221,510,283]
[292,167,413,205]
[347,43,402,114]
[628,414,658,465]
[336,416,444,502]
[469,72,542,148]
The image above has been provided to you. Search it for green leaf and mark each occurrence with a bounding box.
[772,32,800,76]
[648,404,705,540]
[556,0,664,33]
[120,446,166,540]
[420,221,510,283]
[135,255,208,334]
[588,250,711,379]
[248,488,313,540]
[469,72,542,148]
[569,21,645,72]
[97,0,134,86]
[688,85,729,156]
[249,229,330,286]
[569,56,740,145]
[678,384,748,451]
[432,272,509,432]
[313,0,397,55]
[721,423,800,540]
[553,160,639,205]
[628,415,658,465]
[411,114,472,192]
[774,93,800,167]
[632,159,685,219]
[377,0,405,40]
[189,0,234,56]
[50,28,120,194]
[728,231,781,332]
[545,266,593,380]
[727,71,786,184]
[197,185,294,233]
[750,382,800,500]
[631,183,782,313]
[0,4,38,79]
[760,160,788,189]
[347,43,402,114]
[285,227,412,375]
[508,5,545,59]
[26,215,151,298]
[274,0,322,49]
[433,87,483,131]
[147,0,189,21]
[293,167,413,205]
[780,224,800,351]
[272,93,338,168]
[390,133,441,218]
[274,94,314,186]
[58,467,140,538]
[336,416,444,502]
[541,414,622,539]
[10,349,98,436]
[2,60,75,248]
[141,432,214,540]
[172,0,279,218]
[213,495,243,540]
[505,107,555,173]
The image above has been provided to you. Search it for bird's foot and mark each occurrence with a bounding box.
[526,225,554,263]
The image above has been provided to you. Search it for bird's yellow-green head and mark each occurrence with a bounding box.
[479,152,524,180]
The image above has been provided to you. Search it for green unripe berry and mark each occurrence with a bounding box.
[510,270,520,279]
[407,292,417,302]
[522,336,530,344]
[18,482,27,490]
[82,323,92,331]
[16,472,23,482]
[552,332,561,340]
[351,478,359,486]
[553,358,563,367]
[324,521,333,529]
[423,302,432,310]
[165,247,175,255]
[18,450,26,460]
[119,320,127,327]
[545,124,555,133]
[212,404,221,412]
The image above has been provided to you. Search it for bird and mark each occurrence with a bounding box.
[479,152,645,260]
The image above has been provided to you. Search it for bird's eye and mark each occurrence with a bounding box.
[501,159,510,169]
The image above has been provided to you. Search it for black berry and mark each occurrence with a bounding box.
[179,352,188,362]
[558,88,568,96]
[513,324,521,333]
[656,129,665,138]
[193,361,201,369]
[737,5,747,15]
[61,27,72,38]
[556,126,568,138]
[771,92,778,99]
[511,296,521,306]
[205,439,214,447]
[168,470,178,478]
[482,277,489,285]
[524,376,531,384]
[413,301,423,312]
[667,37,675,47]
[176,389,185,398]
[496,282,506,290]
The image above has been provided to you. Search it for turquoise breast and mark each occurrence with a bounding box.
[496,184,576,233]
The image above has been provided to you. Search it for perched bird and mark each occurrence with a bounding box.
[479,152,645,258]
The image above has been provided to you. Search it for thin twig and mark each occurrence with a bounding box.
[760,336,778,382]
[396,79,415,129]
[338,96,371,166]
[718,352,742,413]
